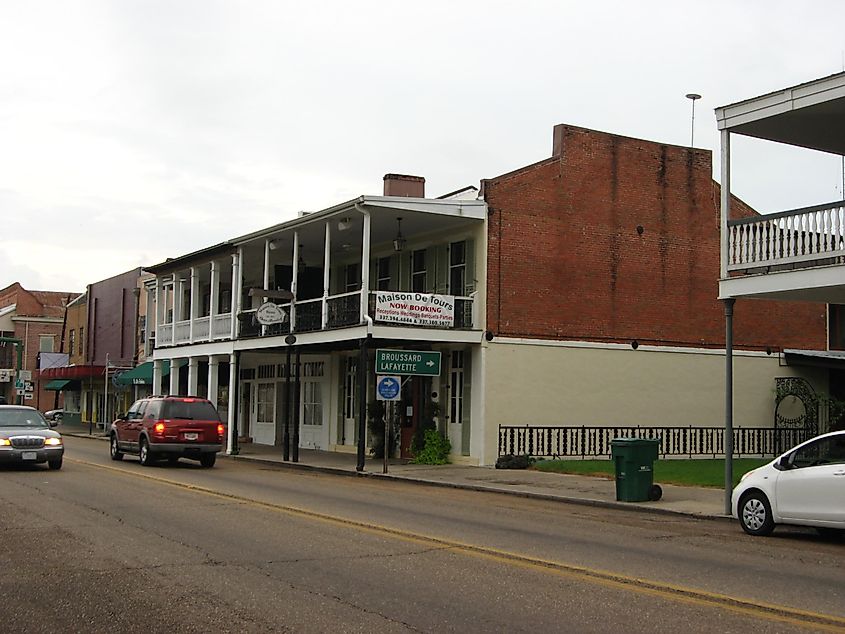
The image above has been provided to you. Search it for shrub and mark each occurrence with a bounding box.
[495,454,534,469]
[411,428,451,465]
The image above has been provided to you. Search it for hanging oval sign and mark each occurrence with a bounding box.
[256,302,287,325]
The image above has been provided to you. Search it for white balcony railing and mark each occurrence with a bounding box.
[157,323,173,346]
[174,320,191,344]
[211,314,232,338]
[193,316,210,340]
[728,200,845,272]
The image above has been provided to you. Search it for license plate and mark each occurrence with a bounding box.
[184,433,198,441]
[22,451,37,460]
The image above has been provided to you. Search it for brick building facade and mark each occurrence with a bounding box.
[0,283,77,409]
[482,124,826,350]
[476,125,828,462]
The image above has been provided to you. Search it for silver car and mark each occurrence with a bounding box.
[0,405,64,470]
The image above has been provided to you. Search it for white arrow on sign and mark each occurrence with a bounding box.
[426,360,434,367]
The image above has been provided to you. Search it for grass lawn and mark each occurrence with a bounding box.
[533,457,771,488]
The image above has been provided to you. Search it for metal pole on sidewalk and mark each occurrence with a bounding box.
[724,298,736,516]
[292,346,300,463]
[283,337,293,461]
[383,402,389,474]
[356,336,369,472]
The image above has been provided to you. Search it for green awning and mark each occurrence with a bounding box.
[115,361,171,386]
[45,379,74,391]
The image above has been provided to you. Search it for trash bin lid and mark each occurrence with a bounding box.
[611,437,660,446]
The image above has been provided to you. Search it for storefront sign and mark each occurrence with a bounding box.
[374,292,454,327]
[375,349,441,376]
[256,302,287,325]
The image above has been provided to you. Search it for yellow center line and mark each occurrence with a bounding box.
[68,457,845,632]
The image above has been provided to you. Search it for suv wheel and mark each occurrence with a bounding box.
[139,438,153,466]
[199,453,216,468]
[48,457,62,470]
[110,434,124,461]
[739,491,775,536]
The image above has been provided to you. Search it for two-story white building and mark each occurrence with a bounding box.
[142,175,487,467]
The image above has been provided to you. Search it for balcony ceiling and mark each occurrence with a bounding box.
[716,71,845,155]
[235,195,486,263]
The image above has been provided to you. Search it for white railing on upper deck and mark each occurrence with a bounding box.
[211,313,231,338]
[157,323,173,346]
[193,316,210,340]
[727,200,845,271]
[174,320,191,344]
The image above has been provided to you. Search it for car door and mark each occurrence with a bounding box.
[775,435,845,525]
[122,401,147,451]
[116,400,143,450]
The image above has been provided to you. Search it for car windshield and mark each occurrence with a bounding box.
[161,400,220,421]
[0,410,49,428]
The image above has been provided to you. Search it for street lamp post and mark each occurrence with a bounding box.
[686,93,701,147]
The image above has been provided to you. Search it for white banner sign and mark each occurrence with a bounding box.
[374,292,454,327]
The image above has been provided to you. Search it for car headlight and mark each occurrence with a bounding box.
[739,468,758,482]
[43,437,62,446]
[0,438,10,446]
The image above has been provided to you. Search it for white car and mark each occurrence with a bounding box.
[732,430,845,536]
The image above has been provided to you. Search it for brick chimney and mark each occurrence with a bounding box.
[383,174,425,198]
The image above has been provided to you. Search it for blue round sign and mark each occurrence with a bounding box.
[377,376,401,400]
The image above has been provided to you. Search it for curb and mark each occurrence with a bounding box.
[62,432,731,522]
[222,452,730,522]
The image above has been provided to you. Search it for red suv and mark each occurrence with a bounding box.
[109,396,224,467]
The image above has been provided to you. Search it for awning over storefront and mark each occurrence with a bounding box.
[115,361,171,386]
[783,349,845,370]
[45,379,77,391]
[40,365,105,380]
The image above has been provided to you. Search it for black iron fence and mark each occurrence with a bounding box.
[498,425,811,459]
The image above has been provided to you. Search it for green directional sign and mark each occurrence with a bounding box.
[375,349,441,376]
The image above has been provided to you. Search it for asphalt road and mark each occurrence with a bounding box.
[1,436,843,633]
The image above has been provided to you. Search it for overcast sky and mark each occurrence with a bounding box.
[2,1,844,293]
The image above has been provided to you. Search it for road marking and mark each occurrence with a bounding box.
[68,457,845,632]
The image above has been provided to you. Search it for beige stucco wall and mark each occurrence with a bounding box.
[479,339,827,465]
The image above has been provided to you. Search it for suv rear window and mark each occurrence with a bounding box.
[161,400,221,421]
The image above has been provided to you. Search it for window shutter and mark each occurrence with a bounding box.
[389,254,399,291]
[330,265,342,295]
[461,351,471,456]
[435,244,449,295]
[464,239,476,295]
[400,253,412,292]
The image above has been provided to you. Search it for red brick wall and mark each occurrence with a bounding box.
[483,125,826,350]
[0,283,77,407]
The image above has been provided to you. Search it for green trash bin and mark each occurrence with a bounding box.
[610,438,662,502]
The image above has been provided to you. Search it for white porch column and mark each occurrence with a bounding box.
[209,260,219,336]
[227,352,237,454]
[174,274,184,324]
[189,266,198,343]
[187,357,199,396]
[145,286,155,356]
[360,209,371,322]
[263,239,271,335]
[231,250,242,340]
[322,222,331,328]
[207,356,220,411]
[169,358,180,396]
[290,232,299,332]
[152,359,163,396]
[154,277,162,342]
[720,129,731,280]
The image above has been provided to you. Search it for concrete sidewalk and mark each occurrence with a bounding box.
[60,422,731,520]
